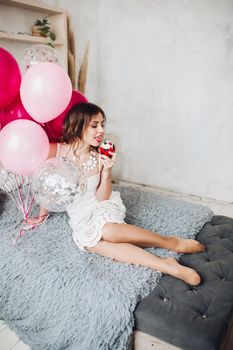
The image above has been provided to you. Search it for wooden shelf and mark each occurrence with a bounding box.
[0,0,68,69]
[0,0,65,14]
[0,32,63,45]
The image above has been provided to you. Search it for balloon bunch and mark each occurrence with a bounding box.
[0,46,88,227]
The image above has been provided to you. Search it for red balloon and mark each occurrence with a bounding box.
[43,90,88,141]
[0,94,33,129]
[0,48,21,110]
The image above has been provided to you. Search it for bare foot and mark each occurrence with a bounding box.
[169,237,205,254]
[163,258,201,286]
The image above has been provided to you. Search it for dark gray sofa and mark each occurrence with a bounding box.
[135,215,233,350]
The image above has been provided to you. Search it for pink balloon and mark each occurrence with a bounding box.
[0,93,33,129]
[0,48,21,111]
[20,62,72,123]
[0,120,49,175]
[43,90,88,141]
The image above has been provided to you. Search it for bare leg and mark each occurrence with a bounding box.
[87,240,201,286]
[102,223,204,253]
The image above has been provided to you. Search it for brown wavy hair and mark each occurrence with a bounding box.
[60,102,106,154]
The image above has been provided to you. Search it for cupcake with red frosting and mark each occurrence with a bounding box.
[99,139,115,159]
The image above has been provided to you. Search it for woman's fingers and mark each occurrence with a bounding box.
[110,152,117,162]
[100,152,117,168]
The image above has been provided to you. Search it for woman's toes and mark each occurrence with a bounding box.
[191,240,205,253]
[197,241,205,252]
[187,269,201,286]
[176,264,201,286]
[174,238,205,253]
[164,258,201,286]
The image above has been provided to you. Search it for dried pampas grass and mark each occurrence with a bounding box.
[78,43,89,94]
[66,16,89,93]
[67,16,77,89]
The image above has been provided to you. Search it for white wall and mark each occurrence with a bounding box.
[3,0,233,202]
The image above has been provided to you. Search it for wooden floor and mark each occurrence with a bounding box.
[1,187,232,350]
[0,321,30,350]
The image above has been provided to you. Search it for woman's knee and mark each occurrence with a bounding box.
[86,240,104,253]
[86,240,108,255]
[102,222,121,242]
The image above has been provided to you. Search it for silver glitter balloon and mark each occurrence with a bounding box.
[32,157,87,212]
[24,44,59,69]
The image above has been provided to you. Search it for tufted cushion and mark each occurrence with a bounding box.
[135,215,233,350]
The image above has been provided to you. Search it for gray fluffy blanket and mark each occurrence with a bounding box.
[0,184,213,350]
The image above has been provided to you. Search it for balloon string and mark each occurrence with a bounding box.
[4,173,14,193]
[17,186,27,221]
[7,176,22,212]
[6,175,27,218]
[25,196,34,218]
[13,228,26,245]
[12,226,35,245]
[12,214,49,245]
[23,176,30,213]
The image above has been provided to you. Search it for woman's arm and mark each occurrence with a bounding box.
[96,168,112,202]
[95,152,116,202]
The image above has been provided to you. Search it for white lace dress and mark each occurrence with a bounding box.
[67,174,126,251]
[56,143,126,250]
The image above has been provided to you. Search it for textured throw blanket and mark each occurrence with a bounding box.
[0,184,213,350]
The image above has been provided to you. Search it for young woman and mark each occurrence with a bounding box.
[30,102,204,285]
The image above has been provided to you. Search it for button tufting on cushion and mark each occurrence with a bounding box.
[188,286,196,291]
[135,215,233,350]
[202,314,208,319]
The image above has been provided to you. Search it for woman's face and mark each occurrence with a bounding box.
[83,112,105,147]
